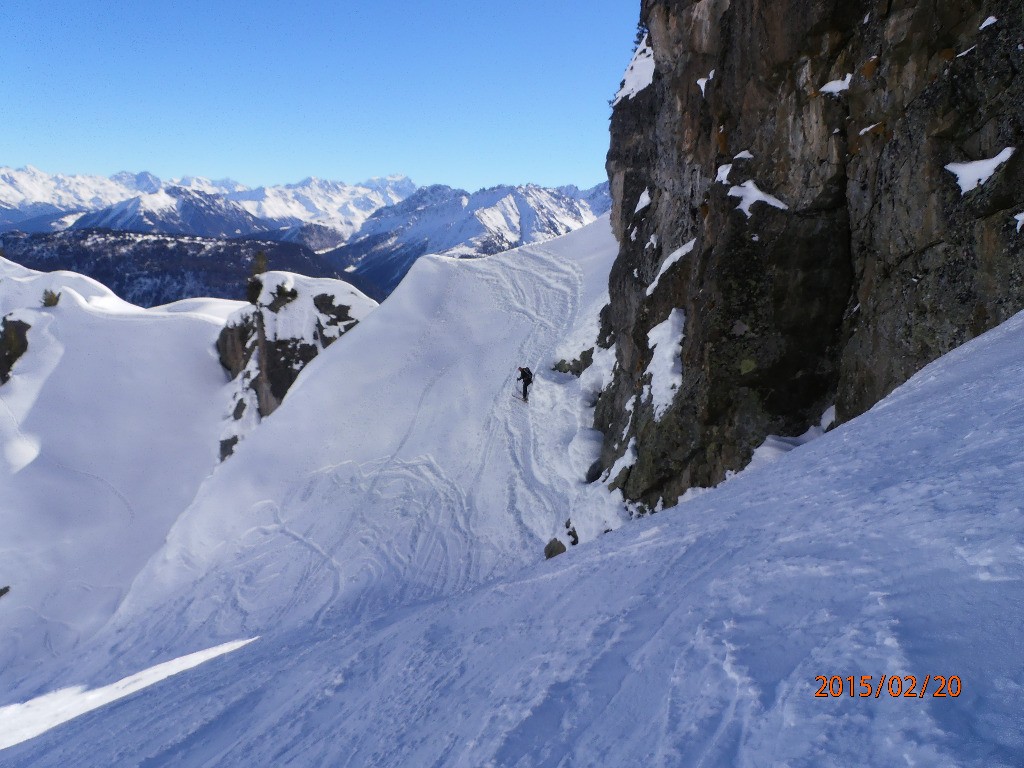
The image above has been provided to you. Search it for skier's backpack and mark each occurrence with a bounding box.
[522,367,533,384]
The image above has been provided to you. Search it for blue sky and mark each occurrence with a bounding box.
[1,1,640,191]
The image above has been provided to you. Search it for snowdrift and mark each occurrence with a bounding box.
[0,257,240,684]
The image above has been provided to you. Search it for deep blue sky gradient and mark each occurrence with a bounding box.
[1,0,640,190]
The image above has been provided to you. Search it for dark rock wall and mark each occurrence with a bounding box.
[600,0,1024,507]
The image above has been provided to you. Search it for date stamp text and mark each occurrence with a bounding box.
[814,675,962,698]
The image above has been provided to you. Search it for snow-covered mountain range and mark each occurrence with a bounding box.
[229,175,416,241]
[0,166,415,239]
[327,182,609,299]
[72,187,272,239]
[0,218,1020,765]
[0,166,610,304]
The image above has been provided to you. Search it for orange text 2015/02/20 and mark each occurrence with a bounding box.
[814,675,963,698]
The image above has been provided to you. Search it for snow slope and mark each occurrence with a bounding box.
[1,216,1022,766]
[0,257,234,684]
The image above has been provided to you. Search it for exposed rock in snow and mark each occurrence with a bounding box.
[0,316,30,384]
[216,271,376,454]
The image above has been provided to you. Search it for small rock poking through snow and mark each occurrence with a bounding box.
[944,148,1016,194]
[728,180,789,217]
[613,35,655,105]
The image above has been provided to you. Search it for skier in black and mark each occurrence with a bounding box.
[517,366,534,402]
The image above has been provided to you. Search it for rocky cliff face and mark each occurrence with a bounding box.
[598,0,1024,507]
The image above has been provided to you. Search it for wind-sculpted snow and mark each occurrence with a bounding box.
[0,257,236,692]
[2,219,1022,765]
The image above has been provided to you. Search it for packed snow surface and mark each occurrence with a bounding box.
[0,638,256,751]
[980,15,998,30]
[1,217,1023,766]
[613,35,655,105]
[944,147,1015,194]
[1015,212,1024,233]
[152,296,247,322]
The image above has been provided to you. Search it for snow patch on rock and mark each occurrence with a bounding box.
[820,73,852,95]
[643,308,686,419]
[634,188,651,213]
[646,239,695,297]
[945,148,1015,194]
[728,180,789,217]
[613,35,655,105]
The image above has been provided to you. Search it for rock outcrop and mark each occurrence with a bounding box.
[0,316,30,384]
[598,0,1024,507]
[216,271,377,457]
